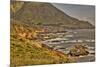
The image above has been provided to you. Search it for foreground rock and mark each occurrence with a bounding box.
[68,44,89,56]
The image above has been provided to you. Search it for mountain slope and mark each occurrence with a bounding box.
[11,1,94,29]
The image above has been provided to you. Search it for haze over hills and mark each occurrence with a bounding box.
[11,1,94,29]
[52,4,95,26]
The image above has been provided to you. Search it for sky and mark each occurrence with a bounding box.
[52,3,95,26]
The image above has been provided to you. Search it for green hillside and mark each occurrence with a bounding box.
[11,1,94,29]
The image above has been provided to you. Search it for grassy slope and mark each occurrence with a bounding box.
[10,20,72,66]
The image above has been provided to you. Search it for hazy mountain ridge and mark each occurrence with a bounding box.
[11,1,94,29]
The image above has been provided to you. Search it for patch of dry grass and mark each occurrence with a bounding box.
[10,22,72,67]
